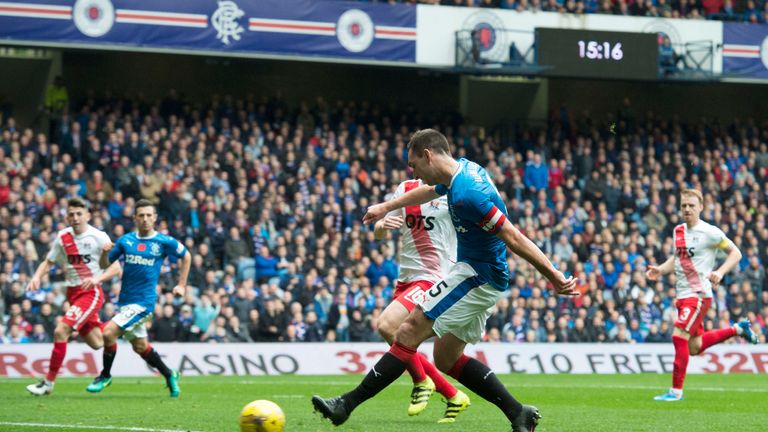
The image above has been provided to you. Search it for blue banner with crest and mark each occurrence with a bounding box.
[722,23,768,80]
[0,0,416,62]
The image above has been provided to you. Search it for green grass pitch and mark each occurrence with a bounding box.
[1,374,766,431]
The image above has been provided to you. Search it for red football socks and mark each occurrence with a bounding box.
[700,327,736,353]
[46,341,67,382]
[406,353,426,383]
[420,355,458,399]
[671,335,689,390]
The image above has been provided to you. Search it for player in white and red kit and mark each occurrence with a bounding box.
[647,189,758,402]
[374,179,469,422]
[25,198,122,396]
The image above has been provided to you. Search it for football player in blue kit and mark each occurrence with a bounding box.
[86,199,191,397]
[313,129,578,432]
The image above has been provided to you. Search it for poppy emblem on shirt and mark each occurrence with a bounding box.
[137,243,146,252]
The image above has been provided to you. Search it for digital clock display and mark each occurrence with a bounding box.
[536,28,659,80]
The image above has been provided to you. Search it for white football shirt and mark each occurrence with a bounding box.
[47,225,111,287]
[388,180,457,283]
[672,220,732,299]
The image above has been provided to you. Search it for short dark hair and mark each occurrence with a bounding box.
[407,129,450,156]
[135,199,156,213]
[67,197,89,210]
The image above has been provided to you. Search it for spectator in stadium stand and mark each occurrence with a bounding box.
[43,76,68,140]
[523,152,548,194]
[193,294,220,335]
[1,88,768,350]
[151,304,181,342]
[742,0,762,22]
[255,245,278,284]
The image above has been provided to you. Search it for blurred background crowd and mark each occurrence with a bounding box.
[1,88,767,346]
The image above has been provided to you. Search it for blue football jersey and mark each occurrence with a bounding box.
[435,158,509,290]
[109,231,187,309]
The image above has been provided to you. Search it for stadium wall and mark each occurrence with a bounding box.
[1,344,766,377]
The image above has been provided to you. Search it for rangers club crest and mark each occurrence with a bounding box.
[73,0,115,38]
[462,11,507,63]
[336,9,374,53]
[212,0,245,45]
[150,243,162,257]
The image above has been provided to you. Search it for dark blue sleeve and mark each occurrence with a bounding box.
[434,183,448,196]
[108,237,124,263]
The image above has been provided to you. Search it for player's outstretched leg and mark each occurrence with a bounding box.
[737,319,758,344]
[444,353,530,429]
[134,341,178,397]
[313,341,415,425]
[87,343,117,393]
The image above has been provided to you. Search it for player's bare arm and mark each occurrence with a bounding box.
[173,250,192,297]
[26,259,55,291]
[99,241,114,269]
[373,215,404,240]
[363,185,439,224]
[708,242,742,286]
[81,261,123,290]
[646,255,675,281]
[496,220,578,296]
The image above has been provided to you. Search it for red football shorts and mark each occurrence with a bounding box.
[393,280,435,312]
[674,296,712,337]
[62,285,104,336]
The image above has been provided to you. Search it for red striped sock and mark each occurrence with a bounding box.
[46,341,67,382]
[420,355,457,399]
[700,327,736,353]
[672,335,689,390]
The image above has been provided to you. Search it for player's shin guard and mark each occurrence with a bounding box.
[672,335,689,390]
[699,327,736,353]
[46,341,67,382]
[140,345,172,379]
[420,355,457,399]
[101,343,117,377]
[343,342,414,411]
[448,354,522,422]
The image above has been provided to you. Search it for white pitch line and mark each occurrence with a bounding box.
[0,422,201,432]
[218,379,768,393]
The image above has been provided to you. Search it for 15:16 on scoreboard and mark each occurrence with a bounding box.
[536,27,660,81]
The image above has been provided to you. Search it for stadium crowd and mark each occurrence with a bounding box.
[0,90,767,347]
[360,0,768,24]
